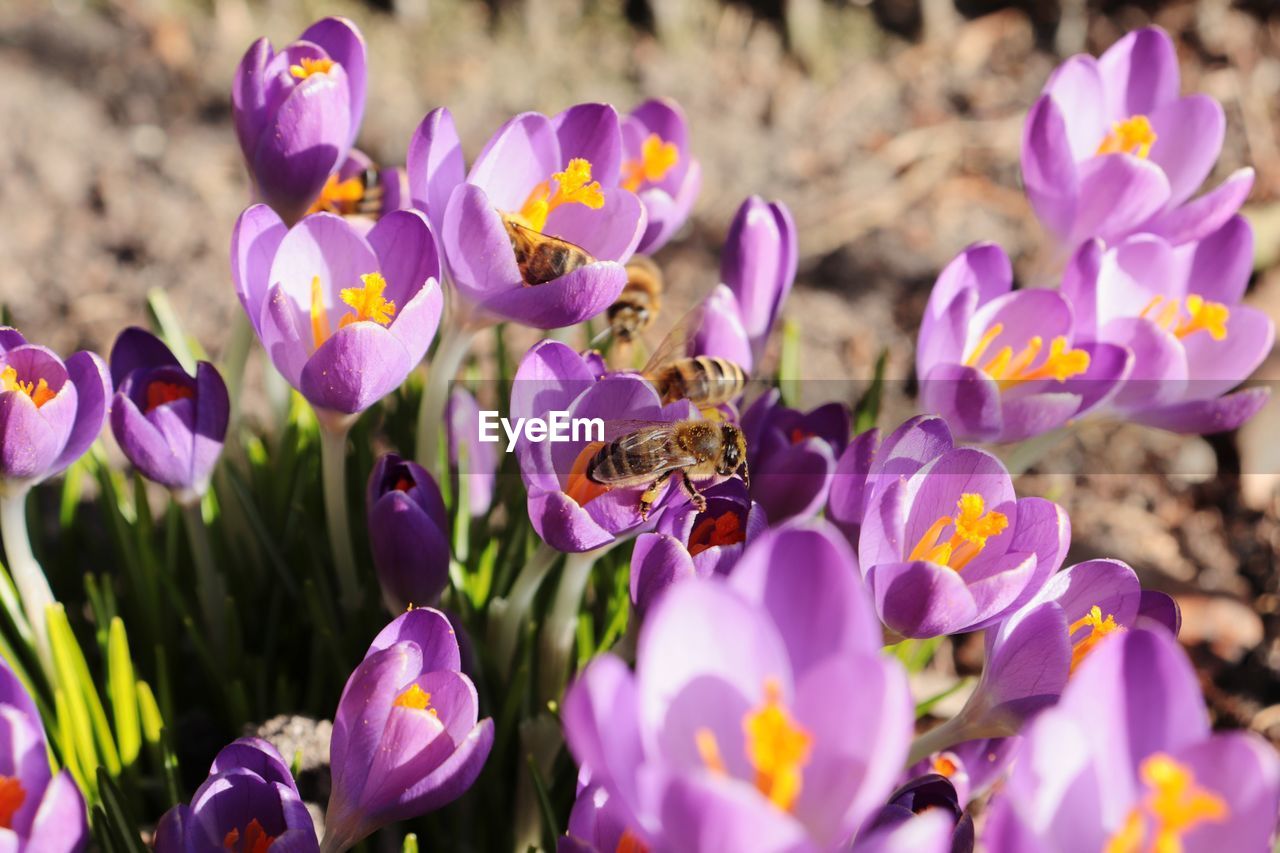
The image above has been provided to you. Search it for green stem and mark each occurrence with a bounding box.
[538,548,602,703]
[993,427,1071,477]
[488,542,560,676]
[221,314,254,428]
[319,418,363,611]
[181,500,226,649]
[415,310,482,478]
[0,489,54,677]
[906,706,1010,766]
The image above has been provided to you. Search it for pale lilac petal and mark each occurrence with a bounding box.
[1097,27,1179,119]
[1148,95,1225,207]
[406,107,467,235]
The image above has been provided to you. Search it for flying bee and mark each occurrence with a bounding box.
[503,216,595,286]
[584,420,749,520]
[607,256,664,344]
[350,167,387,217]
[638,306,749,409]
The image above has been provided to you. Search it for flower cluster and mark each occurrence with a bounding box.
[0,14,1275,853]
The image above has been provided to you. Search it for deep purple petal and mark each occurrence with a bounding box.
[1097,27,1179,119]
[553,103,624,187]
[51,350,109,474]
[300,322,413,414]
[298,17,367,148]
[868,560,979,638]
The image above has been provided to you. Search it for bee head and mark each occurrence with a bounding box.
[718,423,749,485]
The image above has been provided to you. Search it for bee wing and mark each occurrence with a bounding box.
[593,427,700,483]
[640,304,706,377]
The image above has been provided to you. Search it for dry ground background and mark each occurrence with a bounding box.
[2,0,1280,743]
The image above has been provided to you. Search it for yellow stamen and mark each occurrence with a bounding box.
[908,493,1009,571]
[1096,115,1157,159]
[339,272,397,328]
[290,56,335,79]
[1139,295,1230,341]
[516,158,605,233]
[1067,605,1123,673]
[1105,754,1228,853]
[1,366,55,408]
[695,728,727,776]
[743,679,813,812]
[965,324,1090,389]
[393,683,439,717]
[310,276,332,351]
[564,441,608,507]
[307,173,366,216]
[621,134,680,192]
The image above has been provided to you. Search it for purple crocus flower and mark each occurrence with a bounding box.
[832,416,1069,639]
[407,104,647,329]
[322,607,493,852]
[511,340,693,553]
[232,17,366,225]
[108,328,229,504]
[917,242,1130,443]
[230,206,442,422]
[1062,217,1274,433]
[305,149,409,231]
[155,737,317,852]
[447,387,497,518]
[622,99,701,254]
[916,559,1179,758]
[630,479,767,613]
[983,628,1280,852]
[1023,26,1251,250]
[563,522,912,851]
[721,197,797,359]
[690,284,755,375]
[560,777,642,853]
[739,389,847,524]
[0,328,109,487]
[0,658,86,851]
[854,774,974,853]
[367,454,451,613]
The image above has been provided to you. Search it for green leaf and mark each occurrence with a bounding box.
[778,317,801,407]
[135,679,163,745]
[54,687,91,798]
[95,768,147,853]
[107,619,141,767]
[46,604,122,777]
[526,753,560,853]
[853,347,889,434]
[146,288,201,371]
[888,636,943,674]
[916,677,974,719]
[402,834,420,853]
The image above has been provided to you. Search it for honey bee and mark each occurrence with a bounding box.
[639,307,749,409]
[503,217,595,286]
[607,256,664,344]
[311,167,390,218]
[585,420,749,520]
[351,167,387,217]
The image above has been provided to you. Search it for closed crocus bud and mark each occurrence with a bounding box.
[721,196,797,359]
[155,738,318,852]
[108,328,229,505]
[0,658,87,852]
[231,206,442,422]
[322,608,493,852]
[622,98,701,254]
[232,17,367,225]
[854,775,974,853]
[0,328,109,487]
[366,454,451,613]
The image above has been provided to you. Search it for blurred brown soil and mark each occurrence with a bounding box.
[2,0,1279,740]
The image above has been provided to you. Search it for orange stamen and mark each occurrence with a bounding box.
[908,493,1008,571]
[1068,605,1123,673]
[688,511,745,557]
[223,818,276,853]
[621,134,679,192]
[289,56,334,80]
[1096,115,1157,159]
[0,777,25,829]
[564,441,609,507]
[145,380,194,412]
[1104,754,1228,853]
[965,324,1090,389]
[307,173,366,216]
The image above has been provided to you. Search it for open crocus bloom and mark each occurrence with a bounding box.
[1063,217,1274,433]
[623,99,701,254]
[984,628,1280,852]
[232,17,366,225]
[109,327,229,503]
[0,658,86,852]
[155,738,318,853]
[1023,26,1251,250]
[836,416,1069,638]
[0,329,109,487]
[323,608,493,851]
[918,243,1130,443]
[630,479,767,613]
[511,340,694,553]
[563,523,911,851]
[408,104,647,329]
[231,206,442,419]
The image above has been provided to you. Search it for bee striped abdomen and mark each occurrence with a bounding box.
[654,357,746,407]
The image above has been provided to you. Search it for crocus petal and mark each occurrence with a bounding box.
[562,655,648,826]
[750,438,836,524]
[528,488,617,553]
[231,203,288,335]
[691,285,753,373]
[108,327,181,388]
[368,491,451,610]
[827,427,879,547]
[1072,154,1171,246]
[467,112,560,211]
[999,498,1071,613]
[300,321,413,415]
[919,364,1003,444]
[1179,304,1273,398]
[1094,234,1177,325]
[1148,95,1225,207]
[1175,734,1280,853]
[1141,168,1254,245]
[631,533,698,614]
[1129,387,1270,434]
[1097,27,1179,119]
[657,775,814,853]
[1042,56,1108,161]
[232,37,273,161]
[553,103,623,188]
[980,602,1071,724]
[483,262,628,330]
[51,350,109,474]
[330,643,424,800]
[1021,97,1078,244]
[365,209,441,311]
[1102,317,1187,412]
[1060,238,1104,337]
[868,561,979,638]
[406,107,467,235]
[298,17,366,148]
[25,771,87,853]
[1136,590,1180,634]
[543,188,645,263]
[919,243,1010,369]
[1174,214,1253,306]
[721,197,796,353]
[110,395,187,489]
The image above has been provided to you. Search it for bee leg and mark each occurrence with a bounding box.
[679,473,708,512]
[638,471,674,521]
